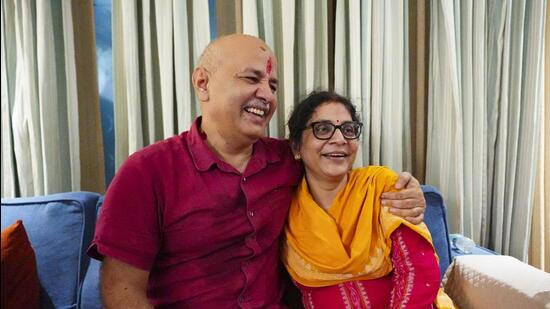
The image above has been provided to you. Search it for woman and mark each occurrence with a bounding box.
[282,91,453,308]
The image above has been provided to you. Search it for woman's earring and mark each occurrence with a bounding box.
[294,154,301,160]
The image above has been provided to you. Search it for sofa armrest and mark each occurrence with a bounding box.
[443,255,550,308]
[422,185,452,280]
[1,192,101,309]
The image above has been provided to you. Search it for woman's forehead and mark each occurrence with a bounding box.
[311,102,352,119]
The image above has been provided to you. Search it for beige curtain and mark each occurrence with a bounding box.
[1,0,104,197]
[428,0,546,261]
[240,1,411,171]
[409,0,430,184]
[112,0,211,168]
[529,2,549,272]
[231,0,414,171]
[241,0,329,138]
[333,0,411,171]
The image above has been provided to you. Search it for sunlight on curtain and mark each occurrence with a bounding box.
[334,0,411,171]
[1,0,102,197]
[112,0,210,168]
[241,0,328,138]
[1,1,17,197]
[530,3,549,271]
[428,0,546,261]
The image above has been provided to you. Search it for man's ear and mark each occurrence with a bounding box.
[192,67,210,101]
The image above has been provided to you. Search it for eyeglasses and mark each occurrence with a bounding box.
[305,121,363,140]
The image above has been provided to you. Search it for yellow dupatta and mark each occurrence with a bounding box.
[282,166,434,287]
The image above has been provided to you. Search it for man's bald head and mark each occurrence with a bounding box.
[197,34,274,73]
[192,34,279,149]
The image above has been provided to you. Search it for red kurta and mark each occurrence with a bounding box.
[294,225,441,308]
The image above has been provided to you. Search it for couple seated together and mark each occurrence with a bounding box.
[283,91,453,308]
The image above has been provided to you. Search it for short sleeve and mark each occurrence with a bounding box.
[87,153,161,270]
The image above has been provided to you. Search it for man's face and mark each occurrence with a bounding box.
[203,41,278,144]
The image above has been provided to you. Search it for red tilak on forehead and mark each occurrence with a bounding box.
[266,57,273,75]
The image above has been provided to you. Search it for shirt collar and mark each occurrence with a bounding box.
[187,117,281,173]
[187,117,218,172]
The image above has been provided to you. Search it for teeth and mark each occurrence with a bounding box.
[324,153,346,157]
[245,107,265,117]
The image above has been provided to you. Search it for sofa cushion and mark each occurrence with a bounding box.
[1,192,100,309]
[422,185,452,279]
[1,220,40,309]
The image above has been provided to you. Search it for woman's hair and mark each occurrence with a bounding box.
[287,91,360,150]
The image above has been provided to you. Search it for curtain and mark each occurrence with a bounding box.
[241,0,329,138]
[427,0,546,261]
[333,0,411,171]
[241,0,411,171]
[529,2,549,272]
[409,0,430,184]
[112,0,210,168]
[1,0,104,197]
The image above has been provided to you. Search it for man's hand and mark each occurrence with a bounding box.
[381,172,426,224]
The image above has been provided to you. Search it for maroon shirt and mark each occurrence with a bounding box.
[88,117,302,308]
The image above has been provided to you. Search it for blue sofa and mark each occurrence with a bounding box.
[1,186,452,309]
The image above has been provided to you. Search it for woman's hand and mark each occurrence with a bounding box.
[381,172,426,224]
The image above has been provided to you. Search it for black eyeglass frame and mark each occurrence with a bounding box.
[305,121,363,140]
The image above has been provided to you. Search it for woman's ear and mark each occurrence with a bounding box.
[291,141,301,160]
[192,67,209,101]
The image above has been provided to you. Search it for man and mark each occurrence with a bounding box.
[88,34,426,308]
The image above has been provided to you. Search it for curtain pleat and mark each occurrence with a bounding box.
[277,0,297,137]
[216,0,241,36]
[12,0,46,197]
[241,0,328,138]
[37,1,62,194]
[1,0,103,197]
[73,0,105,194]
[409,0,429,184]
[334,0,411,172]
[188,0,211,125]
[1,0,18,197]
[173,1,193,134]
[529,0,549,272]
[459,0,487,241]
[61,0,81,192]
[428,0,545,261]
[427,0,465,235]
[113,0,210,168]
[112,0,128,169]
[156,1,175,140]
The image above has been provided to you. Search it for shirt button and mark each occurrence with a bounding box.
[248,211,254,217]
[242,177,247,182]
[238,295,245,302]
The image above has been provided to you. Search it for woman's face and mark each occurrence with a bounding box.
[297,101,359,183]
